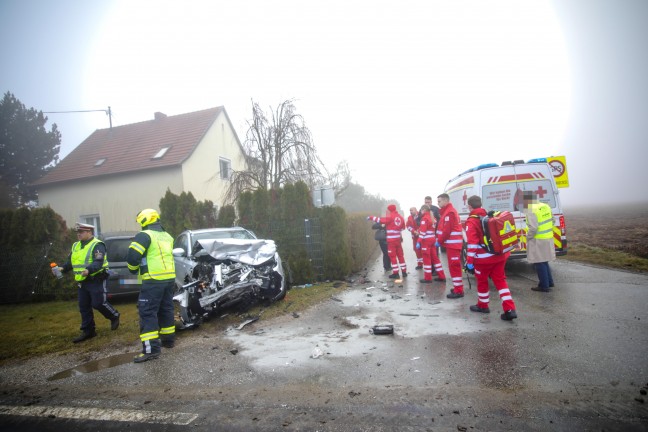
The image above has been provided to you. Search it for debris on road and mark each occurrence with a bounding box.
[236,316,259,330]
[371,325,394,335]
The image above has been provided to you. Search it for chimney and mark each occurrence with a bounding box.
[154,112,167,120]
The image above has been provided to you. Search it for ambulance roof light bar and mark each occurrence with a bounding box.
[501,159,526,165]
[527,157,548,163]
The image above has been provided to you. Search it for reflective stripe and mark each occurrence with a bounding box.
[142,270,176,280]
[159,326,175,335]
[140,331,159,342]
[130,242,146,254]
[474,252,495,259]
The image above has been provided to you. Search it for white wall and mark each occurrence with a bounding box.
[37,167,183,232]
[182,112,246,206]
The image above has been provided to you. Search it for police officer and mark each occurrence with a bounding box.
[60,223,120,343]
[127,209,176,363]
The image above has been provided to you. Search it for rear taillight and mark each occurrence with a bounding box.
[559,215,566,235]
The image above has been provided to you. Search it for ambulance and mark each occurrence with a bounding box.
[443,157,567,259]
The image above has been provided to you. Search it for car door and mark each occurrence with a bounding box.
[173,233,193,286]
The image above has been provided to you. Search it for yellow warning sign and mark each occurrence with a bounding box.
[547,156,569,188]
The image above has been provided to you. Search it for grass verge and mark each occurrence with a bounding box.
[0,282,348,366]
[559,243,648,272]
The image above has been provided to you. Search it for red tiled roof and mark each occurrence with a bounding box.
[33,107,226,186]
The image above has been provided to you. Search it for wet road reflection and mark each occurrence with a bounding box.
[47,352,138,381]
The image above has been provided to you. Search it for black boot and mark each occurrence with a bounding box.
[133,352,160,363]
[110,314,120,331]
[501,310,518,321]
[72,330,97,343]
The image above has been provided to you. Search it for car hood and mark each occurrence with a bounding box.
[195,238,278,265]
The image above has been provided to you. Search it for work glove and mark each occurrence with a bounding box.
[465,263,475,274]
[435,241,440,248]
[416,242,421,250]
[366,216,371,221]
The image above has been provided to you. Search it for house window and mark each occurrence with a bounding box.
[152,147,170,159]
[80,214,101,236]
[219,157,231,180]
[94,158,106,166]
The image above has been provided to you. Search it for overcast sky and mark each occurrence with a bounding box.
[1,0,646,209]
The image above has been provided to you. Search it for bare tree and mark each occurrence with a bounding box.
[329,160,352,198]
[224,100,328,203]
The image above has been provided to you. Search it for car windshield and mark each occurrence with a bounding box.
[105,238,132,262]
[193,229,256,242]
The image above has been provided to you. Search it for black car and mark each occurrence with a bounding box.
[101,232,141,299]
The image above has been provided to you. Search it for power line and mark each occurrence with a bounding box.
[43,106,113,129]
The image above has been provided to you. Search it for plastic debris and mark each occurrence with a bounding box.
[311,347,324,359]
[236,316,259,330]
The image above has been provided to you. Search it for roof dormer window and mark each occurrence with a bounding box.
[94,158,106,166]
[152,147,170,159]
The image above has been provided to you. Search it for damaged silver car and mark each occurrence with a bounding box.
[172,228,287,328]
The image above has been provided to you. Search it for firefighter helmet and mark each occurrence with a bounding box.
[136,209,160,227]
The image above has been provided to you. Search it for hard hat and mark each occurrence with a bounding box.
[74,222,95,232]
[136,209,160,227]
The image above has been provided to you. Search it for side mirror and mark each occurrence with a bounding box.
[172,247,186,258]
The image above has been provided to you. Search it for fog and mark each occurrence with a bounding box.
[553,0,648,206]
[0,0,646,208]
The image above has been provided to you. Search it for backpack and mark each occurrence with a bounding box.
[480,211,519,254]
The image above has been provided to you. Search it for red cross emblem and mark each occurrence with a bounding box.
[535,185,547,198]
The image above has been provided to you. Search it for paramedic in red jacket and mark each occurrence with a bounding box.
[465,195,517,320]
[436,193,464,298]
[368,204,407,279]
[406,207,423,270]
[416,205,446,283]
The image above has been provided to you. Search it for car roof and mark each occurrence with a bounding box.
[183,227,250,234]
[100,231,139,240]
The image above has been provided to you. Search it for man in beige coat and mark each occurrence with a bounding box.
[523,192,556,292]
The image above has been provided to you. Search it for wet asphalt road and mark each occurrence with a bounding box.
[1,245,647,431]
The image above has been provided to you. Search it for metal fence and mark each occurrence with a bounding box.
[258,217,324,283]
[0,242,74,304]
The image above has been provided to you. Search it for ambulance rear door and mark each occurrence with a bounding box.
[479,162,565,257]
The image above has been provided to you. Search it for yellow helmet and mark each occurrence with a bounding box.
[136,208,160,227]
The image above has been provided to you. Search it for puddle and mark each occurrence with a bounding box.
[47,352,138,381]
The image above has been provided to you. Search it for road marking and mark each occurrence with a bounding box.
[0,405,198,425]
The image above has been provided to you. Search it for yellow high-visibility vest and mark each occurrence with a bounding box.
[71,238,108,281]
[138,230,175,280]
[530,203,553,240]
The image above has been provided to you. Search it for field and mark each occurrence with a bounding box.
[565,202,648,257]
[562,202,648,271]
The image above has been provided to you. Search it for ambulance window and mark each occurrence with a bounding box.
[482,184,517,212]
[520,181,556,208]
[482,180,556,212]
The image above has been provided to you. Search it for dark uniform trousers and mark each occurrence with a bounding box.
[138,279,175,354]
[79,278,119,332]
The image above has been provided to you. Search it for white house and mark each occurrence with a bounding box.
[33,107,246,233]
